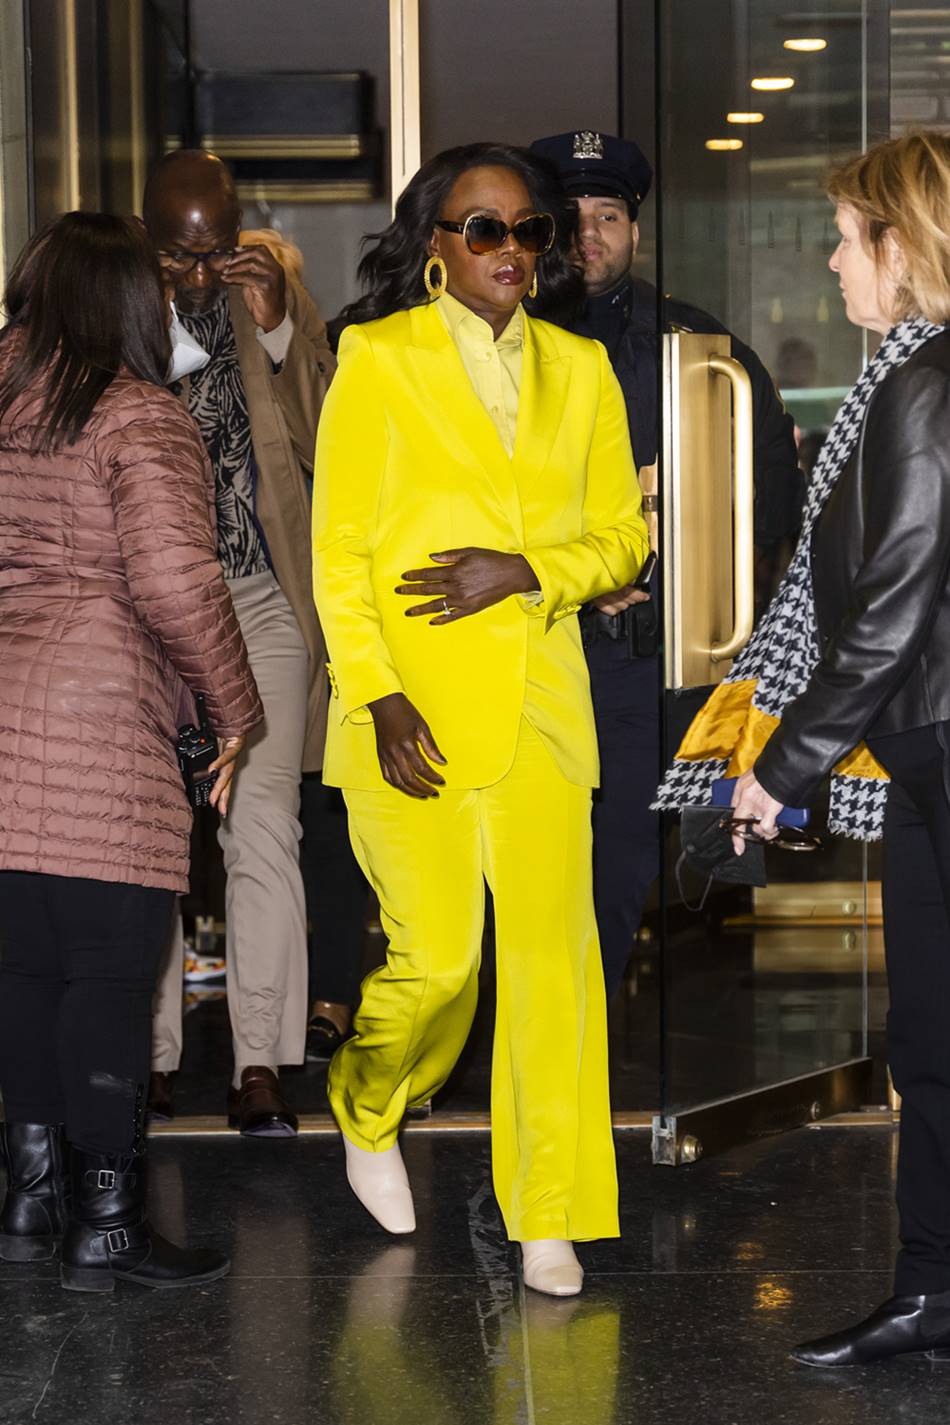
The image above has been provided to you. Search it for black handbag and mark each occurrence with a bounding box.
[676,805,767,910]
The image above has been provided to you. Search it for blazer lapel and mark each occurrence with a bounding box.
[407,303,526,538]
[512,316,571,503]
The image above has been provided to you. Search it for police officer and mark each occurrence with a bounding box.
[529,131,803,998]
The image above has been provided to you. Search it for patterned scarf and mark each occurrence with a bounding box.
[655,316,945,840]
[178,296,270,582]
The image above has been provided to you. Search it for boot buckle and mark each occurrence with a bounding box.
[96,1170,116,1190]
[105,1227,130,1253]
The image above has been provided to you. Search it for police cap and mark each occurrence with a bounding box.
[529,131,653,217]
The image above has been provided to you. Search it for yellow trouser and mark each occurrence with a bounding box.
[329,720,619,1243]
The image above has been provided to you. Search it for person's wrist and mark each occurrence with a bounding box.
[257,304,286,333]
[368,691,404,720]
[509,553,538,594]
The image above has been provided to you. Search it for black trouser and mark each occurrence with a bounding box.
[586,637,661,999]
[300,772,368,1008]
[0,872,174,1155]
[869,721,950,1295]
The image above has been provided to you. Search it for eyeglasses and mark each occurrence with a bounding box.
[719,815,822,853]
[157,247,236,275]
[434,213,556,256]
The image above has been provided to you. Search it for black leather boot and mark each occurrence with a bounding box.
[0,1122,68,1262]
[60,1147,230,1293]
[791,1291,950,1366]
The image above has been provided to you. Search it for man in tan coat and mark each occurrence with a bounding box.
[144,150,333,1134]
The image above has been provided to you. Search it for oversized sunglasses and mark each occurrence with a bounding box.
[719,815,822,853]
[434,212,556,256]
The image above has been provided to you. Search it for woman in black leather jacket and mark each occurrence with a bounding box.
[733,130,950,1367]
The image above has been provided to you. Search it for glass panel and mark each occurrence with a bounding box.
[418,3,619,157]
[166,0,392,321]
[0,0,30,279]
[654,0,885,1119]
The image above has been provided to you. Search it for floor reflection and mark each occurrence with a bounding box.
[325,1244,621,1425]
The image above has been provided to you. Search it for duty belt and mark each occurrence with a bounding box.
[580,606,631,646]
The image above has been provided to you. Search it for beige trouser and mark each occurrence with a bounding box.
[152,572,309,1077]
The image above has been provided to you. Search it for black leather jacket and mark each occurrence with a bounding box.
[755,329,950,807]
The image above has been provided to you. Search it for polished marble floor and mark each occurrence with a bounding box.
[3,1126,948,1425]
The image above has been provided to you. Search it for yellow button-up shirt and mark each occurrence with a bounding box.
[437,290,544,612]
[437,289,523,455]
[435,286,561,741]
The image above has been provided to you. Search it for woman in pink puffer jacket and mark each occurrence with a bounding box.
[0,213,263,1293]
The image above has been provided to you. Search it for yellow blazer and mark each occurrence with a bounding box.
[312,300,647,791]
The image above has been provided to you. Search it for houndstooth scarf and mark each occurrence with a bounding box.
[655,316,945,840]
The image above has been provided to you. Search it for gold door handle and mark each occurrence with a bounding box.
[708,353,755,662]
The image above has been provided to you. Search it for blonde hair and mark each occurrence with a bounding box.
[238,227,305,284]
[826,129,950,324]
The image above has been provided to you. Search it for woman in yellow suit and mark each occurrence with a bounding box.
[313,143,647,1297]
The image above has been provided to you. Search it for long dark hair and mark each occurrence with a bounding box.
[0,212,171,453]
[329,142,584,345]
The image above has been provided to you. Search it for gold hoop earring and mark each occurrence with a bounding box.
[529,271,539,300]
[424,255,447,298]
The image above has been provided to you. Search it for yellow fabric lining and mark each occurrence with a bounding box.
[836,741,888,780]
[673,678,888,782]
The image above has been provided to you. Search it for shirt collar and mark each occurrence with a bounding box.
[437,288,525,349]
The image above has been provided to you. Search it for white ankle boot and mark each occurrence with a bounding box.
[343,1137,416,1234]
[521,1240,584,1297]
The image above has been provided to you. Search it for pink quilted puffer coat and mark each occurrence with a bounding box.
[0,329,263,892]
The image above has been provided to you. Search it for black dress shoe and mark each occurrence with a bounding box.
[0,1123,68,1262]
[146,1071,175,1123]
[791,1291,950,1366]
[60,1147,229,1293]
[227,1066,298,1137]
[305,1016,348,1062]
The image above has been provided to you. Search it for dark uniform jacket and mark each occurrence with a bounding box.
[574,275,803,546]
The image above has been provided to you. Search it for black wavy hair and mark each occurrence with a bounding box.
[0,212,170,453]
[329,142,583,346]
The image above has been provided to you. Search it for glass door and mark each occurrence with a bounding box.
[651,0,889,1164]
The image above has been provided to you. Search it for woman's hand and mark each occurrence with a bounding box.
[395,548,538,624]
[209,735,246,818]
[730,769,785,855]
[369,692,447,799]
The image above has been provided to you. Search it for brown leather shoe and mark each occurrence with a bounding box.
[227,1067,298,1138]
[146,1071,175,1123]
